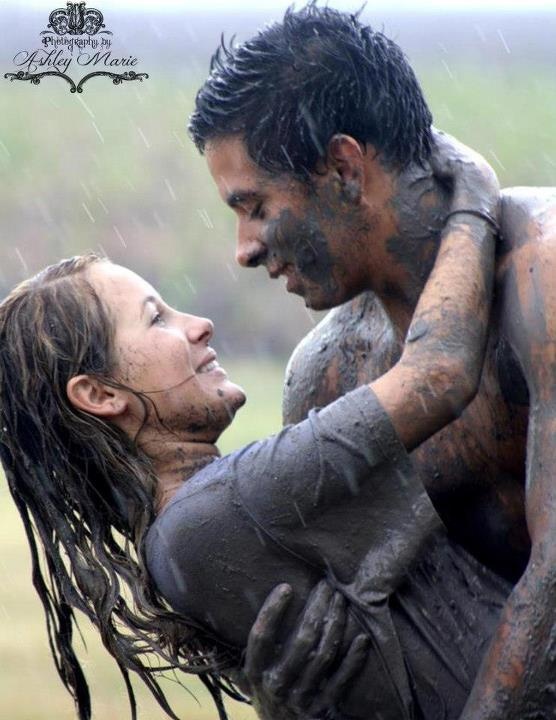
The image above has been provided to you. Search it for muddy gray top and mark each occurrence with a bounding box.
[145,386,510,719]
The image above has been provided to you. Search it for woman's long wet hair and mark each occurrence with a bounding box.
[0,254,244,720]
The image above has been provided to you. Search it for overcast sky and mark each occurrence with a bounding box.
[15,0,556,11]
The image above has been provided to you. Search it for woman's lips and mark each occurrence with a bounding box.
[197,359,219,374]
[196,352,227,377]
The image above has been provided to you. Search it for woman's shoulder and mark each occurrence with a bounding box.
[143,447,314,648]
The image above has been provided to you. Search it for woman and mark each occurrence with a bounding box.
[0,136,505,720]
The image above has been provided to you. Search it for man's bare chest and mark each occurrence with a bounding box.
[284,291,530,581]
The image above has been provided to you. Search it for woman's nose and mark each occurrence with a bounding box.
[186,315,214,344]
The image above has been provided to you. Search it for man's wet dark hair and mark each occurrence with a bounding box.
[189,3,433,176]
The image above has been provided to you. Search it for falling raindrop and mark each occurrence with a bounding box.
[97,197,109,215]
[136,125,151,149]
[77,94,95,119]
[153,211,165,229]
[0,139,11,159]
[80,181,92,200]
[225,262,238,281]
[293,501,306,527]
[169,558,187,594]
[92,121,104,144]
[488,149,506,171]
[441,59,454,81]
[14,247,28,275]
[496,29,510,54]
[474,25,486,44]
[197,208,214,229]
[303,306,317,326]
[172,130,185,148]
[254,526,267,547]
[113,225,127,248]
[183,273,197,295]
[164,177,176,201]
[81,202,95,224]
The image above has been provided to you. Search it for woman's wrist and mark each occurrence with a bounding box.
[444,208,500,236]
[381,210,496,449]
[371,354,474,451]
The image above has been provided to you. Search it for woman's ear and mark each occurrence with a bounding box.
[66,375,128,418]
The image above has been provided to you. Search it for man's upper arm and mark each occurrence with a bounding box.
[500,197,556,540]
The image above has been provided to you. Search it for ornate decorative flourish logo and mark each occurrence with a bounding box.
[44,3,111,37]
[4,2,148,94]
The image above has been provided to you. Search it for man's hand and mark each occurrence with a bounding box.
[234,581,368,720]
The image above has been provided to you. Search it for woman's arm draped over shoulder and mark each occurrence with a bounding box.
[372,131,499,449]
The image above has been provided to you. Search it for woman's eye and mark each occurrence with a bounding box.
[151,312,165,326]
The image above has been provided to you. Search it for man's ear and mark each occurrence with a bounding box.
[66,375,128,418]
[325,134,367,203]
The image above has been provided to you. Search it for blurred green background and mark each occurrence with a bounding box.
[0,2,555,718]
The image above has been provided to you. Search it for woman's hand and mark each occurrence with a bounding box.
[430,128,499,218]
[232,581,368,720]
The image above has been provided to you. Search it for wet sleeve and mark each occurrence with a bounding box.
[145,385,441,650]
[231,385,440,586]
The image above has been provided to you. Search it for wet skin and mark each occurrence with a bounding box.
[284,190,555,584]
[207,135,531,583]
[283,187,556,718]
[208,134,556,715]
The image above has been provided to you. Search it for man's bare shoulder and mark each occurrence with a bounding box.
[500,187,556,253]
[283,292,400,424]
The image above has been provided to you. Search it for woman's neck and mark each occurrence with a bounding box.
[149,439,220,513]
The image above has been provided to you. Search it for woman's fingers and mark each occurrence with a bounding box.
[243,583,293,684]
[263,580,333,696]
[429,128,499,214]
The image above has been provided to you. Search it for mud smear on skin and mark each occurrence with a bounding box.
[263,206,338,297]
[386,165,449,305]
[262,179,371,306]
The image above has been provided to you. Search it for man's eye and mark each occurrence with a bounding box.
[250,202,265,221]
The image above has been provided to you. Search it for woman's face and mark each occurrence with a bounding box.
[87,262,246,442]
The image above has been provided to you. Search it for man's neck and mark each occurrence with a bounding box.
[371,164,451,337]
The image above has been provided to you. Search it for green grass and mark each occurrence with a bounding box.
[0,360,286,720]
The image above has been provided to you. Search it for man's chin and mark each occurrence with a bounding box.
[296,287,343,310]
[286,278,343,311]
[302,292,335,312]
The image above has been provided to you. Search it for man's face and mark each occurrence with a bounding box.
[205,136,376,310]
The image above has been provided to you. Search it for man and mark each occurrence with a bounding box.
[189,5,556,718]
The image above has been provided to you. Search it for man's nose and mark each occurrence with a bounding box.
[235,225,267,268]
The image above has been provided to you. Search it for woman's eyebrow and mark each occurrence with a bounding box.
[140,295,159,318]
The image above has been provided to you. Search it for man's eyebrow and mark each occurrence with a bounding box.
[226,190,261,208]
